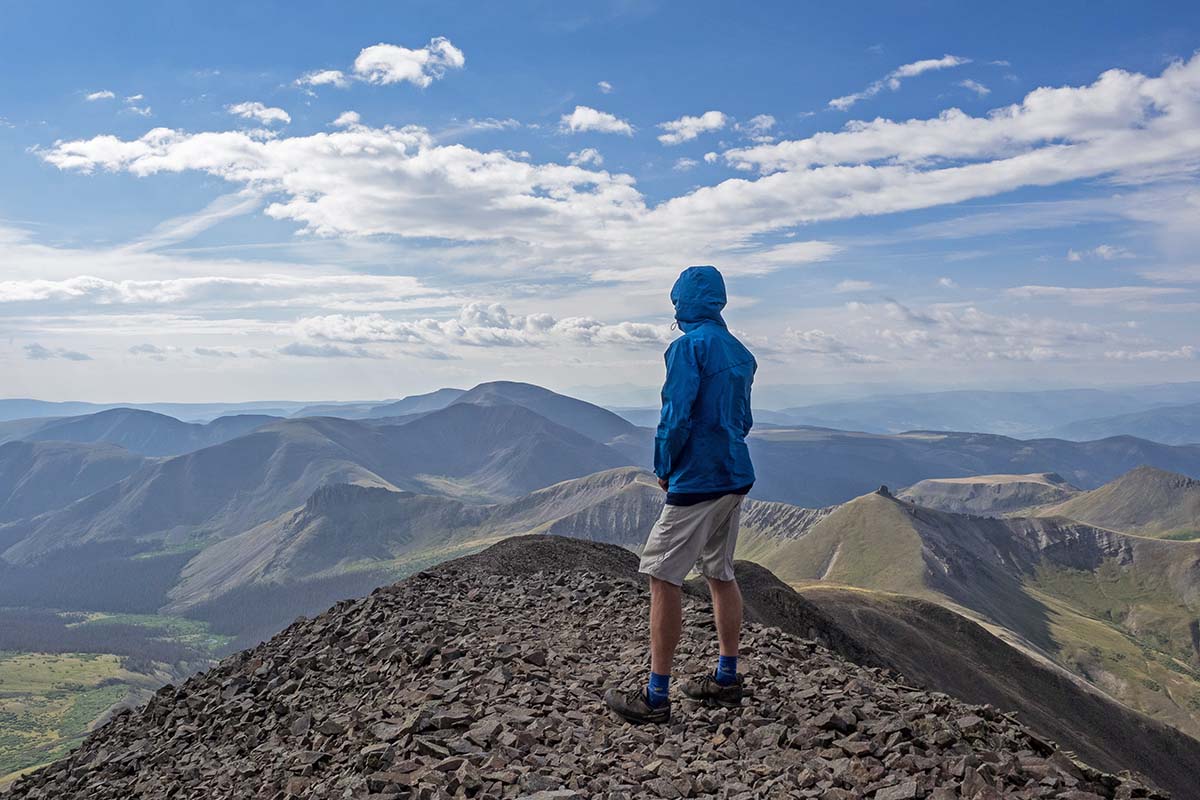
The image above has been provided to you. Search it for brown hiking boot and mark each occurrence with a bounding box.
[603,687,671,724]
[680,672,744,707]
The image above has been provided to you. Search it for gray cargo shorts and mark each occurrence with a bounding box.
[637,492,744,586]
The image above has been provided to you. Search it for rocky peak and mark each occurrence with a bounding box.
[2,536,1165,799]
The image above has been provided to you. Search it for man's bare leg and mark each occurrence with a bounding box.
[649,576,683,675]
[707,576,742,658]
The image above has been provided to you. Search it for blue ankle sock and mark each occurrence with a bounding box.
[715,655,738,685]
[646,671,670,707]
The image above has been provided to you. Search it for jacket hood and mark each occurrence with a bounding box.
[671,265,727,330]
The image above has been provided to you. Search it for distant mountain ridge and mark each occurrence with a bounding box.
[1053,401,1200,445]
[1,408,277,457]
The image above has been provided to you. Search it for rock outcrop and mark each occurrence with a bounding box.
[2,536,1166,799]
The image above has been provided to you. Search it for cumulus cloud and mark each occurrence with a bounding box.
[598,81,613,94]
[559,105,633,135]
[295,302,674,357]
[279,342,376,358]
[567,148,603,166]
[24,343,91,361]
[36,54,1200,289]
[673,157,698,172]
[829,54,970,110]
[353,37,465,87]
[657,111,727,145]
[85,90,115,101]
[332,111,361,128]
[227,101,291,125]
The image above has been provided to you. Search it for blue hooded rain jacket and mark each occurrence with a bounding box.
[654,266,757,497]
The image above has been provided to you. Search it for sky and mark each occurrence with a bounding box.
[2,0,1199,405]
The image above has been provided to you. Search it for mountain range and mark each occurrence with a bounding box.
[3,380,1200,789]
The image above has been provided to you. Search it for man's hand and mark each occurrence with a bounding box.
[658,477,669,492]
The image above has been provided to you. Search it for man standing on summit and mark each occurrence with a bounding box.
[605,265,756,724]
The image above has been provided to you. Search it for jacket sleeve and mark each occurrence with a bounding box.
[654,338,702,480]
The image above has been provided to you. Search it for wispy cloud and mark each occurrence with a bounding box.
[85,90,115,101]
[829,54,970,110]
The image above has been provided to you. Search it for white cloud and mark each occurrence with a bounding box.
[598,80,613,94]
[332,111,361,128]
[559,105,633,135]
[279,342,376,359]
[0,274,449,313]
[1068,243,1134,261]
[125,94,144,103]
[673,157,698,172]
[834,280,873,292]
[830,54,970,110]
[567,148,603,166]
[735,114,776,143]
[85,90,115,101]
[959,79,991,97]
[657,110,727,145]
[126,104,152,117]
[36,54,1200,290]
[295,302,675,358]
[227,101,291,126]
[353,37,465,88]
[703,152,719,164]
[937,277,958,288]
[24,343,91,361]
[298,69,349,89]
[1105,345,1196,361]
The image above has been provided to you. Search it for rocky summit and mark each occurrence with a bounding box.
[3,537,1167,800]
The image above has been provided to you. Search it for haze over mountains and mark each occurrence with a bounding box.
[4,379,1200,788]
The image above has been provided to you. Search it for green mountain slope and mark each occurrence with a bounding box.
[740,489,1200,739]
[1040,466,1200,540]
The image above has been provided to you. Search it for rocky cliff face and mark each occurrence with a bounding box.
[2,537,1166,800]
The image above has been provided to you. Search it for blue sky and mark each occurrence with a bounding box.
[2,0,1199,404]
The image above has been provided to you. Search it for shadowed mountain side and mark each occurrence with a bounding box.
[898,472,1081,516]
[165,468,666,614]
[10,408,279,457]
[0,403,632,566]
[746,427,1200,506]
[1054,401,1200,445]
[1039,466,1200,540]
[0,440,147,524]
[802,586,1200,798]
